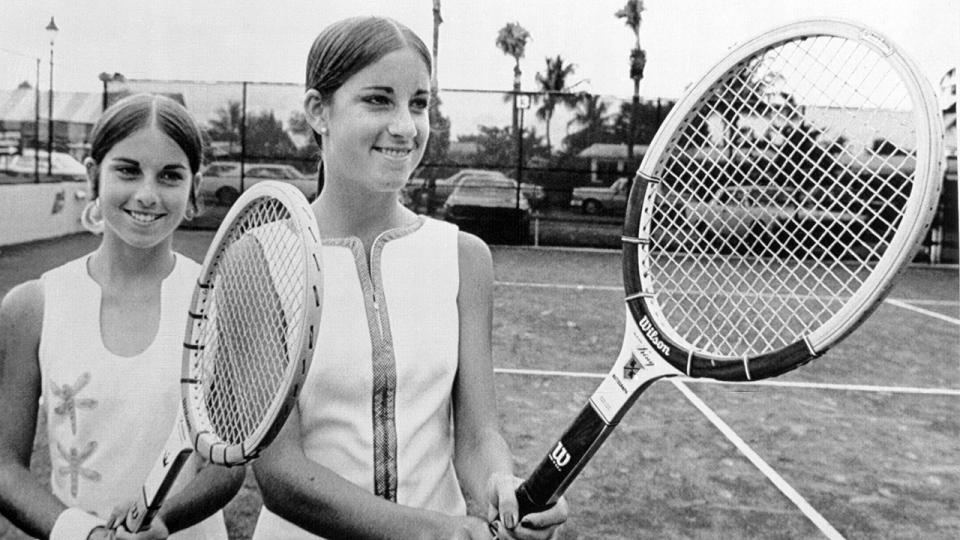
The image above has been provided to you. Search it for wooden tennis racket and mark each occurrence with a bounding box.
[123,181,323,532]
[504,17,943,527]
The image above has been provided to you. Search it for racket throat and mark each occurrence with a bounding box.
[590,340,680,425]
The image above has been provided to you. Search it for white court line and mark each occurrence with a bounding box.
[496,281,620,292]
[494,368,960,396]
[884,298,960,326]
[493,282,960,323]
[890,298,960,307]
[683,377,960,396]
[670,380,846,540]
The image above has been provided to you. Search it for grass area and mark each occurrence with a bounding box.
[0,230,957,539]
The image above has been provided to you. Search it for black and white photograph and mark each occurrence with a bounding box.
[0,1,957,539]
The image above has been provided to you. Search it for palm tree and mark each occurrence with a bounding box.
[569,94,609,132]
[423,0,449,214]
[535,55,577,154]
[615,0,646,160]
[431,0,442,89]
[207,101,244,155]
[495,22,531,134]
[563,93,611,155]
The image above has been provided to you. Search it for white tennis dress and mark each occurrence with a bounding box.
[38,254,228,539]
[253,217,466,539]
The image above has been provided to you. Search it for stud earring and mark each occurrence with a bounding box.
[319,126,329,135]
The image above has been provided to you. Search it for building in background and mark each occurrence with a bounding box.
[0,89,102,160]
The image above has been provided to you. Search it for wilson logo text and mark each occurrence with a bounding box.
[638,315,671,356]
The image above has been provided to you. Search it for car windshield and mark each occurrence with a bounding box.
[246,167,278,178]
[452,176,520,198]
[205,164,238,176]
[461,177,513,187]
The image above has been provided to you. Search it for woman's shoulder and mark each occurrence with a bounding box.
[40,255,89,280]
[455,230,491,259]
[412,217,492,272]
[0,279,44,333]
[175,251,202,269]
[173,251,203,277]
[455,230,493,283]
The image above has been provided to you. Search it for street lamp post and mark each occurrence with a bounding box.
[34,57,40,183]
[45,16,58,176]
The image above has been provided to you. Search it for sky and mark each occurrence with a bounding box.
[1,0,956,96]
[0,0,957,141]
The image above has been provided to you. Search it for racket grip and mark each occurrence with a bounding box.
[123,412,194,532]
[488,404,612,536]
[515,482,554,518]
[519,403,612,513]
[123,447,192,532]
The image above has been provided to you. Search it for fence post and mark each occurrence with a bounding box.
[240,81,248,192]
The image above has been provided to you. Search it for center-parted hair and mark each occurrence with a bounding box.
[305,16,432,148]
[87,93,205,203]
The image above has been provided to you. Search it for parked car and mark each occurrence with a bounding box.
[684,185,795,241]
[440,173,532,243]
[409,169,546,212]
[773,188,874,257]
[401,176,444,212]
[570,176,631,215]
[200,161,318,205]
[0,150,86,182]
[648,184,797,253]
[669,184,870,257]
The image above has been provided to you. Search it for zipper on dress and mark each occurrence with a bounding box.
[372,294,385,338]
[368,232,388,340]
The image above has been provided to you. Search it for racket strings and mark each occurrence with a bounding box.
[643,33,918,359]
[193,198,308,445]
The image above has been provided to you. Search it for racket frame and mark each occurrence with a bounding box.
[125,181,323,531]
[182,181,323,465]
[625,17,944,381]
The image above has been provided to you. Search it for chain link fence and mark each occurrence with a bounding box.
[101,78,677,247]
[0,74,955,260]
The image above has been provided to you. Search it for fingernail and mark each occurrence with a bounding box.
[505,513,517,529]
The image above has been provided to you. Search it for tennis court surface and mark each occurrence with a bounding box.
[0,230,956,539]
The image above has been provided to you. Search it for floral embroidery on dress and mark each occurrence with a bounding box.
[51,372,98,434]
[56,441,102,498]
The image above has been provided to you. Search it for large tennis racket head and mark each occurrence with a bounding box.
[623,18,943,382]
[181,181,322,465]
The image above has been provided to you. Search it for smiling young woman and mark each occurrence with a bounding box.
[248,16,568,540]
[0,94,243,540]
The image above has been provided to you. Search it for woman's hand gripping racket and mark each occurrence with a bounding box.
[505,18,944,522]
[123,181,323,532]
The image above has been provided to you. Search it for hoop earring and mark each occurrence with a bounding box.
[81,198,104,235]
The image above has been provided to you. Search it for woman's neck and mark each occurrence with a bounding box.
[312,183,416,244]
[88,234,176,288]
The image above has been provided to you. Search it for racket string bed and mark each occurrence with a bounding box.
[639,31,922,362]
[195,198,306,446]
